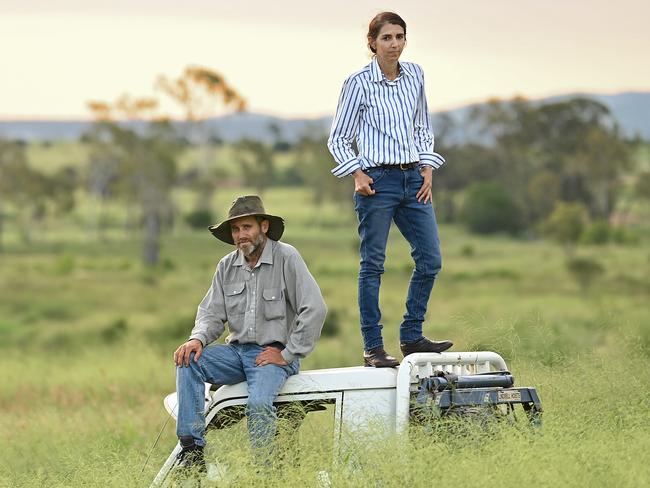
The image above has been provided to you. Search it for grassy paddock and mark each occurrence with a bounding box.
[1,187,649,487]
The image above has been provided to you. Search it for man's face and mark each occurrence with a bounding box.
[230,216,268,257]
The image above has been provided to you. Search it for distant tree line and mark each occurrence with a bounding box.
[431,97,647,241]
[2,86,649,264]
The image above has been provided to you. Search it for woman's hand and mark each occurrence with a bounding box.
[416,166,433,204]
[353,170,376,196]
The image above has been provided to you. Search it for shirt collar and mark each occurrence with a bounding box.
[370,57,413,83]
[232,238,275,268]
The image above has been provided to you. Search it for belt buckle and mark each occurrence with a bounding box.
[399,163,408,170]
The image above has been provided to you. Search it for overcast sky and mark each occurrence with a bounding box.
[1,0,648,119]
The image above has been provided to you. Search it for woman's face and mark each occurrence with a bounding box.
[370,23,405,61]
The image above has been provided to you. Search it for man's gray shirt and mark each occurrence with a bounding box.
[189,239,327,363]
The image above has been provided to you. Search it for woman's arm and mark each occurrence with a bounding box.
[328,76,364,178]
[413,67,445,171]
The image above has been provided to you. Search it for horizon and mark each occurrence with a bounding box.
[1,0,649,119]
[1,89,647,122]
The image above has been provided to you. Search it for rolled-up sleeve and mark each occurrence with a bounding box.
[413,68,445,170]
[328,76,364,178]
[280,250,327,363]
[189,263,227,346]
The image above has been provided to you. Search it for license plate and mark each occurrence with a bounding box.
[498,390,521,402]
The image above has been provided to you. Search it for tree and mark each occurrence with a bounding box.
[539,201,589,254]
[466,97,631,226]
[234,139,275,196]
[0,140,48,246]
[157,66,246,213]
[0,140,76,248]
[460,182,523,235]
[86,97,180,266]
[635,171,650,201]
[294,132,352,210]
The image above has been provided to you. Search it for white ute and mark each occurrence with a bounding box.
[151,351,542,486]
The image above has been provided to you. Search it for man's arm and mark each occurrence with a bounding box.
[280,247,327,363]
[189,262,227,347]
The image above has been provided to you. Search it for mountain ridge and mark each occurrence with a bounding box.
[1,91,648,142]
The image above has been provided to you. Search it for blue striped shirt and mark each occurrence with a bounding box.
[328,57,445,178]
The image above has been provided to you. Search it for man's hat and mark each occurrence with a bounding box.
[208,195,285,245]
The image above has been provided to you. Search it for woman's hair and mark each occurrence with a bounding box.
[367,12,407,54]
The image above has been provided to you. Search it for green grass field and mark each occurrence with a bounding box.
[1,187,649,487]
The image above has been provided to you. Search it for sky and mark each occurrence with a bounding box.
[1,0,649,119]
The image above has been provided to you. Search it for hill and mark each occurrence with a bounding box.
[1,91,648,143]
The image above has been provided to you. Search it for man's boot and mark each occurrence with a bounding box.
[175,436,206,473]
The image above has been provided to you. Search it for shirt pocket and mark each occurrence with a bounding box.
[262,288,286,321]
[224,282,246,317]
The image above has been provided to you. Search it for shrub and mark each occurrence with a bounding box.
[149,315,195,345]
[580,220,611,245]
[459,243,475,257]
[321,309,341,338]
[460,182,523,235]
[185,209,214,229]
[565,256,604,292]
[52,255,76,276]
[539,201,589,248]
[100,318,128,343]
[611,227,640,245]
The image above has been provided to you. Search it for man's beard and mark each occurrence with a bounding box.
[239,234,265,257]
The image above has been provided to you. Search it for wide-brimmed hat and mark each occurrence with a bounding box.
[208,195,285,245]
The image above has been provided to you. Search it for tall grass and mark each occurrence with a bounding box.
[1,187,649,487]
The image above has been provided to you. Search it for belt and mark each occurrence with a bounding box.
[377,162,418,170]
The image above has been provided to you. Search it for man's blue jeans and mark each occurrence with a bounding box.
[354,166,442,351]
[176,343,299,450]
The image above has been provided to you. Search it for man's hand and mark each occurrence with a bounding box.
[416,166,433,204]
[174,339,203,367]
[353,169,375,196]
[255,346,288,367]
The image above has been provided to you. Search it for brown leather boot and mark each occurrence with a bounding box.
[400,337,453,356]
[363,347,400,368]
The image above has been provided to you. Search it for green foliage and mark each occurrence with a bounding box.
[460,182,523,234]
[293,134,351,207]
[459,243,475,257]
[539,201,589,247]
[234,139,275,195]
[184,209,214,229]
[53,254,76,275]
[610,226,640,245]
[526,170,561,222]
[580,219,611,245]
[320,309,341,338]
[150,314,195,346]
[565,256,605,291]
[101,318,129,343]
[635,171,650,200]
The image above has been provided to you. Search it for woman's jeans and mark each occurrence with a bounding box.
[354,166,442,352]
[176,343,299,450]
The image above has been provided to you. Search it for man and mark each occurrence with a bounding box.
[173,195,327,471]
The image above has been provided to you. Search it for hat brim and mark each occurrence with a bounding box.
[208,213,285,245]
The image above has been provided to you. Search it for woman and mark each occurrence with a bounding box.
[328,12,453,367]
